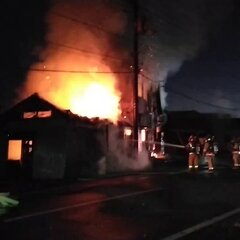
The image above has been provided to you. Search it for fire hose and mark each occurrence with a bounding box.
[125,139,185,149]
[163,142,185,149]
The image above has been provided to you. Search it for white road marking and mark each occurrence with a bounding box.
[161,207,240,240]
[4,187,164,223]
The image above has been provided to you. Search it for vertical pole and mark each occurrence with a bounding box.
[105,124,109,151]
[133,0,139,143]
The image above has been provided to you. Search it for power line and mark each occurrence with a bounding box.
[167,86,239,112]
[138,3,189,36]
[48,41,124,61]
[140,73,164,83]
[139,74,239,111]
[29,68,133,74]
[51,11,129,40]
[161,63,240,102]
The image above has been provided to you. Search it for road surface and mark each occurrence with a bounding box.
[1,164,240,239]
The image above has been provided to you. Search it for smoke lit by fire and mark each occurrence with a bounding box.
[19,0,127,123]
[24,68,121,122]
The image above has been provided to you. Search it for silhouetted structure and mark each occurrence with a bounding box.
[0,93,106,180]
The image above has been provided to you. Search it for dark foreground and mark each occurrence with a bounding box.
[1,163,240,240]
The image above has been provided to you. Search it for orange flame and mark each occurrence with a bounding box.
[19,0,125,123]
[23,68,121,123]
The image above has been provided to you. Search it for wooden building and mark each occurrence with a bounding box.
[0,93,106,180]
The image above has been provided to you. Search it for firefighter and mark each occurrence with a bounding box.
[186,134,200,170]
[203,135,218,171]
[230,137,240,168]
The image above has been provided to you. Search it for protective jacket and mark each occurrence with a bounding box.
[203,136,218,171]
[231,140,240,152]
[203,139,218,155]
[186,142,200,154]
[231,138,240,168]
[186,135,200,170]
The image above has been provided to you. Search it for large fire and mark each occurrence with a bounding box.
[19,0,125,123]
[23,68,121,123]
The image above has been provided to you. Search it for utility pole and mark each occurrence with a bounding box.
[133,0,139,142]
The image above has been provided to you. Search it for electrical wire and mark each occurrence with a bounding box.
[140,73,164,83]
[32,1,240,115]
[166,86,239,112]
[48,41,124,61]
[51,11,130,40]
[29,68,133,74]
[138,73,239,112]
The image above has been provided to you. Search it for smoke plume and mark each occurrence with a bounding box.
[140,0,234,109]
[105,125,151,173]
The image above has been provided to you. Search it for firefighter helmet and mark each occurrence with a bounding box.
[206,135,213,142]
[188,135,196,142]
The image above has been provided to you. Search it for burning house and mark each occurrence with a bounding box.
[0,93,107,180]
[0,0,168,179]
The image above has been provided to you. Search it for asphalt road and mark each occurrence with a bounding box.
[1,164,240,240]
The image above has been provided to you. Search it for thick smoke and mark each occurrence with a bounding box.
[139,0,234,109]
[19,0,128,96]
[104,125,151,173]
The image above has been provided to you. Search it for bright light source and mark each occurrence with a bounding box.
[124,127,132,137]
[8,140,22,161]
[140,129,146,142]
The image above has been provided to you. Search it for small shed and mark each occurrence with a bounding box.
[0,93,107,179]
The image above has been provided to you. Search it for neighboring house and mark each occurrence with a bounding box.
[0,93,107,180]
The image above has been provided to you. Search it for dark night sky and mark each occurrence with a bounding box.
[0,0,50,109]
[1,0,240,117]
[164,0,240,117]
[139,0,240,117]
